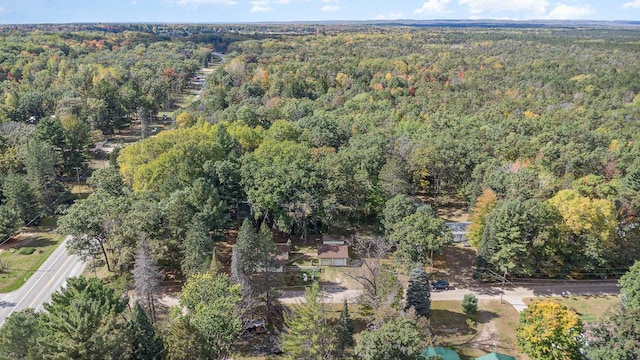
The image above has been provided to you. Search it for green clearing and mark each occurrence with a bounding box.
[0,231,64,293]
[523,295,619,322]
[430,300,525,360]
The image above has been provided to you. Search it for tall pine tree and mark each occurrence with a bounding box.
[405,266,431,318]
[334,300,355,358]
[128,302,165,360]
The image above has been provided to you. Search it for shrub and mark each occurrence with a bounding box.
[18,247,36,255]
[462,293,478,317]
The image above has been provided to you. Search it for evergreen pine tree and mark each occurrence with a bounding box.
[129,302,165,360]
[462,293,478,318]
[405,266,431,317]
[335,300,355,358]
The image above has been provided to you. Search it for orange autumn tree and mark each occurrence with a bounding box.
[516,300,583,360]
[467,188,498,248]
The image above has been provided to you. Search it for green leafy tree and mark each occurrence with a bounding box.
[128,302,165,360]
[381,194,417,233]
[334,300,355,358]
[181,219,215,278]
[38,277,130,359]
[355,315,424,360]
[87,166,127,196]
[236,221,284,326]
[462,294,478,318]
[404,266,431,318]
[2,172,41,223]
[57,190,130,272]
[0,205,19,241]
[619,260,640,311]
[168,273,242,360]
[585,307,640,360]
[516,300,583,360]
[0,308,42,360]
[390,206,449,265]
[280,282,334,359]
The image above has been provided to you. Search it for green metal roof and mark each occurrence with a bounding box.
[474,352,516,360]
[421,346,461,360]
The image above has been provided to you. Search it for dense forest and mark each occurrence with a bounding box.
[1,23,640,359]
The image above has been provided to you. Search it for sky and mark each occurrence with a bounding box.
[0,0,640,24]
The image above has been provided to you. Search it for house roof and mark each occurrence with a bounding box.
[317,244,348,259]
[421,347,461,360]
[275,243,290,262]
[444,222,471,234]
[474,352,516,360]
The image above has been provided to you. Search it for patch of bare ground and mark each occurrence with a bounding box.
[430,244,478,289]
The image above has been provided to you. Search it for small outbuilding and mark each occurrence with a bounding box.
[444,222,471,243]
[317,243,348,266]
[421,346,461,360]
[474,352,516,360]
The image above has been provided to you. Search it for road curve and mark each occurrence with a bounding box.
[0,236,85,326]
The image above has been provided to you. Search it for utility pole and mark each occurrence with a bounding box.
[73,166,81,193]
[499,267,508,304]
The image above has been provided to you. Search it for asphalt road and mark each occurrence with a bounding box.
[279,280,620,312]
[0,236,85,326]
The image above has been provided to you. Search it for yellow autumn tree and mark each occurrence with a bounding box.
[467,188,498,248]
[547,189,618,266]
[516,300,583,360]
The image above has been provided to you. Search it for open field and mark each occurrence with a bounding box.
[0,219,64,293]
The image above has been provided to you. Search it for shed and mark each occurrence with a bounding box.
[444,222,471,243]
[421,346,461,360]
[474,352,516,360]
[317,243,348,266]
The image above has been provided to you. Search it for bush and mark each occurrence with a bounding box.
[18,247,36,255]
[462,293,478,317]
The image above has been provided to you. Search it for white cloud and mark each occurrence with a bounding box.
[458,0,548,15]
[251,0,271,12]
[249,0,290,12]
[173,0,238,6]
[414,0,451,15]
[321,5,341,11]
[547,4,595,19]
[622,0,640,8]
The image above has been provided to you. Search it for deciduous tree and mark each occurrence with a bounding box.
[516,300,583,360]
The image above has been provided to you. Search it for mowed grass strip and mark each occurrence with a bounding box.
[523,295,619,322]
[0,233,64,293]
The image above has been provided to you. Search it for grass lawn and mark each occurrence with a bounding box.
[0,232,64,293]
[523,295,619,322]
[431,300,526,360]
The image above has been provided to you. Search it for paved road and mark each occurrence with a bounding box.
[0,236,85,326]
[279,280,620,312]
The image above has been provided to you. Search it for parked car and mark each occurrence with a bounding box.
[431,280,450,290]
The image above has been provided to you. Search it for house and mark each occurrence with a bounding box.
[444,222,471,243]
[474,352,516,360]
[317,243,348,266]
[421,346,461,360]
[272,242,290,272]
[256,241,290,273]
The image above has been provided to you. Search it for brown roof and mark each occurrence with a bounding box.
[317,244,348,259]
[275,243,290,262]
